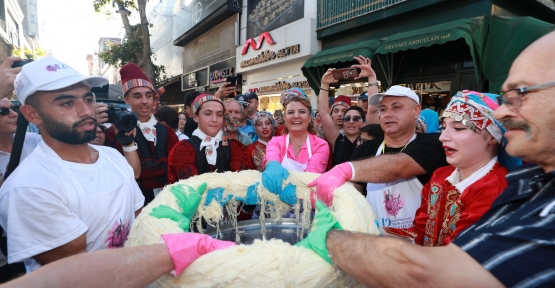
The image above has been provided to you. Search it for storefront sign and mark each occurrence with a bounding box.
[182,68,209,91]
[383,33,452,51]
[210,67,235,84]
[242,32,276,55]
[249,80,310,93]
[240,44,300,68]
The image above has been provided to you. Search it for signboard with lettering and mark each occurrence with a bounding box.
[382,33,453,52]
[208,57,236,85]
[249,80,310,93]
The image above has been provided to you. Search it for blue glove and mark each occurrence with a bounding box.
[262,161,289,195]
[280,183,298,205]
[236,182,260,205]
[204,187,233,207]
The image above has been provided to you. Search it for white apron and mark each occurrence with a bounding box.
[366,134,423,232]
[281,134,312,172]
[38,143,137,251]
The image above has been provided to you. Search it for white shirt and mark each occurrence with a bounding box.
[446,156,498,194]
[0,141,144,272]
[0,133,42,185]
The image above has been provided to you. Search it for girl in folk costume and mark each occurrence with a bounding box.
[167,94,249,184]
[104,63,179,205]
[385,91,511,246]
[246,112,275,171]
[262,88,330,205]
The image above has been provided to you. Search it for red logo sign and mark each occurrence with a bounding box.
[241,32,276,55]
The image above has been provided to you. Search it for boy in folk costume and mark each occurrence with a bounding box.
[101,64,179,205]
[167,94,249,183]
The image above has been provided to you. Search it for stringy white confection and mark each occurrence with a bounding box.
[126,170,379,287]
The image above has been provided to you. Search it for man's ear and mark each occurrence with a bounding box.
[19,104,42,126]
[193,113,199,124]
[124,95,129,105]
[414,104,422,118]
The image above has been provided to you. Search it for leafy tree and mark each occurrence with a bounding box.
[12,47,45,60]
[93,0,165,86]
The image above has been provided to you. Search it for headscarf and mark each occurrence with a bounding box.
[280,87,309,105]
[442,90,504,144]
[419,108,440,133]
[253,111,275,127]
[415,116,427,133]
[441,90,522,170]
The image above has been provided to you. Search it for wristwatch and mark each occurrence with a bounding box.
[368,82,379,87]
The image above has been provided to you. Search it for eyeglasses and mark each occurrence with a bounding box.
[343,115,363,122]
[0,107,15,116]
[498,81,555,111]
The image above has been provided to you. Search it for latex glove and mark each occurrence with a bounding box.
[262,161,289,195]
[280,183,298,205]
[295,201,343,264]
[171,183,207,219]
[235,182,260,205]
[163,233,237,275]
[150,205,191,231]
[204,187,233,207]
[307,162,353,207]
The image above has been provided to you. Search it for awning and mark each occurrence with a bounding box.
[301,39,381,93]
[483,16,555,93]
[375,17,485,87]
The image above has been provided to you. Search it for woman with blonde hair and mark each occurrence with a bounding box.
[261,88,330,204]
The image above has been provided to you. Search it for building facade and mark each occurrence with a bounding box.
[93,37,122,84]
[235,0,321,113]
[0,0,36,61]
[302,0,555,112]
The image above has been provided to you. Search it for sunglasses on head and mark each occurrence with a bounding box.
[0,107,15,116]
[343,115,363,122]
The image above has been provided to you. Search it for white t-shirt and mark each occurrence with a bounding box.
[0,141,144,272]
[0,133,42,184]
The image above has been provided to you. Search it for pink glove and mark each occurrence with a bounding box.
[307,162,353,207]
[162,233,237,275]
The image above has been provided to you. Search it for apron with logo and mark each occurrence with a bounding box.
[366,134,422,233]
[281,134,312,172]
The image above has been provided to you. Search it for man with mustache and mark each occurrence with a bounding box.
[311,85,448,232]
[303,31,555,287]
[224,99,253,146]
[0,57,145,273]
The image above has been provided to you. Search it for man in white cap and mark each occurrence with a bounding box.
[309,85,448,232]
[0,56,145,272]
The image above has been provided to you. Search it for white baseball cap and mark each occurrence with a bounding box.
[14,56,108,104]
[368,85,420,106]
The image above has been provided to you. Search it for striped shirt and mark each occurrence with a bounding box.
[453,164,555,288]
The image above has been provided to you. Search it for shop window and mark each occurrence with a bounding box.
[398,81,452,112]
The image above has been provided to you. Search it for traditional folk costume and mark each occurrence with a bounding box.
[105,63,179,205]
[246,112,275,171]
[168,94,249,184]
[385,91,509,246]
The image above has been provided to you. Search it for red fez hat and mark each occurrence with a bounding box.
[332,95,352,109]
[120,63,157,96]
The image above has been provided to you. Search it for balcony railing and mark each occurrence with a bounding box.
[317,0,407,30]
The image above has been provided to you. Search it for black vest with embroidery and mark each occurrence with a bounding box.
[187,136,231,175]
[134,122,169,188]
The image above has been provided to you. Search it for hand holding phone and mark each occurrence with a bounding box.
[332,67,359,80]
[226,76,237,87]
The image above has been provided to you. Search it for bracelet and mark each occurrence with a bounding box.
[368,82,379,87]
[320,87,330,92]
[122,143,138,152]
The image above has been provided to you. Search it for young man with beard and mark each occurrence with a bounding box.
[0,57,144,272]
[98,64,179,205]
[224,99,253,146]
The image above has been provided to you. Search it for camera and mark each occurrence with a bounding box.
[106,104,137,133]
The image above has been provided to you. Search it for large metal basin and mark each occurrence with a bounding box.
[207,219,309,245]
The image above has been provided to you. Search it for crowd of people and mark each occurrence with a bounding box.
[0,29,554,287]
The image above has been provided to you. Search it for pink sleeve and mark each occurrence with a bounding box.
[264,135,284,165]
[305,135,330,173]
